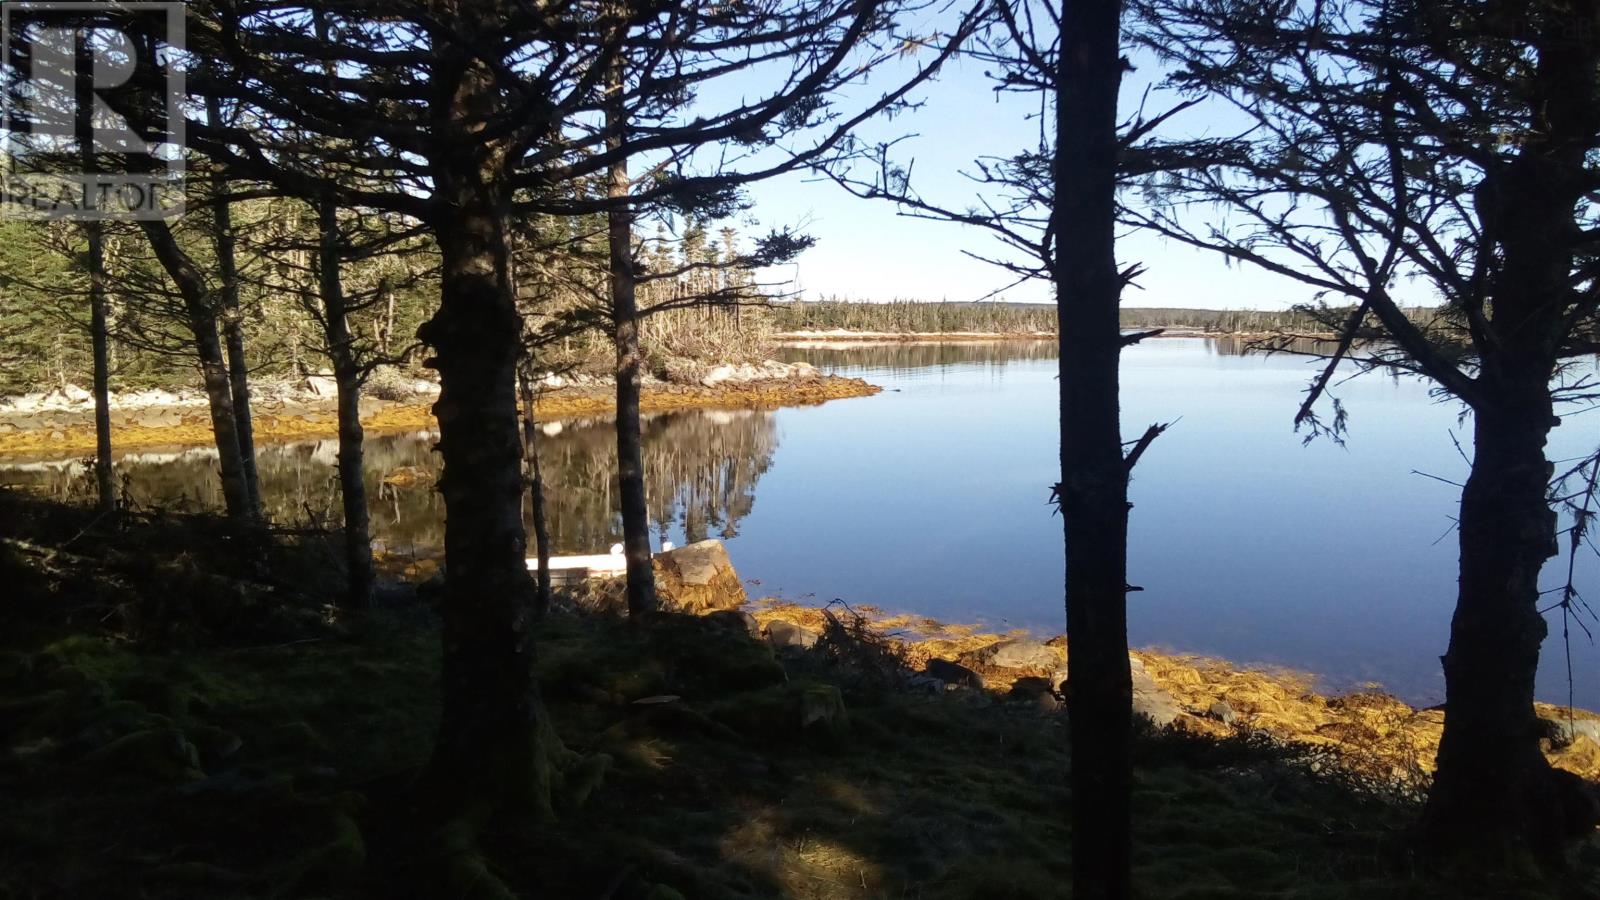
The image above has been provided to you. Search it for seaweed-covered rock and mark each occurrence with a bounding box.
[653,540,746,614]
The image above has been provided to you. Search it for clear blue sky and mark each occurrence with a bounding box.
[735,44,1325,310]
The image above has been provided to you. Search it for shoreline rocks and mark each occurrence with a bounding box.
[0,363,878,460]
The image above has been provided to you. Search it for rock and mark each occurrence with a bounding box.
[966,639,1062,670]
[81,728,204,783]
[303,375,339,398]
[410,379,441,396]
[704,609,761,639]
[129,407,183,428]
[653,539,746,614]
[906,674,945,695]
[1207,700,1238,725]
[1008,676,1063,712]
[1048,668,1070,695]
[186,725,244,766]
[1542,713,1600,747]
[765,619,820,650]
[800,685,848,733]
[924,658,984,690]
[61,383,91,403]
[1129,657,1183,729]
[700,364,735,387]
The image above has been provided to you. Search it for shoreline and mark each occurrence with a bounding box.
[0,374,880,460]
[745,599,1600,787]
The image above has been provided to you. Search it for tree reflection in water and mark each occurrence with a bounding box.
[0,408,780,557]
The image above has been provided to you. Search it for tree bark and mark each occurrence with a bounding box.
[608,56,657,617]
[77,37,113,515]
[137,219,254,522]
[206,94,261,517]
[316,198,373,611]
[1422,389,1575,861]
[519,366,553,618]
[87,221,114,514]
[415,46,551,816]
[1054,0,1133,896]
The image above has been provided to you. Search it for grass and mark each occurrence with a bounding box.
[1,491,1598,899]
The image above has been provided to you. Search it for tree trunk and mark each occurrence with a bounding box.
[415,128,551,816]
[214,208,260,515]
[1421,6,1600,862]
[78,39,114,515]
[137,219,254,522]
[316,198,373,611]
[87,220,114,514]
[608,57,657,617]
[519,367,553,618]
[206,94,261,517]
[1054,0,1133,897]
[1421,385,1578,863]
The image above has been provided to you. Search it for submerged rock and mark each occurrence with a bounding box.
[654,540,747,614]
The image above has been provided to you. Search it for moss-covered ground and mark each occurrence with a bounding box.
[2,490,1597,899]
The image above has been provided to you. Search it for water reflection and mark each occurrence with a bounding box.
[776,339,1058,377]
[0,409,780,557]
[778,334,1329,377]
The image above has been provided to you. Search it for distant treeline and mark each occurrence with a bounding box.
[770,299,1366,335]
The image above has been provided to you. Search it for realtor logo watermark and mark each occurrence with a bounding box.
[0,1,184,220]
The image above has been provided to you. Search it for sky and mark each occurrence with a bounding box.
[732,40,1329,311]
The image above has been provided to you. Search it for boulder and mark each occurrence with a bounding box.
[764,619,820,650]
[1007,676,1063,712]
[303,375,339,398]
[1129,657,1184,729]
[653,539,746,614]
[700,364,735,388]
[1542,713,1600,747]
[965,639,1062,670]
[924,657,984,690]
[704,609,761,639]
[1207,700,1238,726]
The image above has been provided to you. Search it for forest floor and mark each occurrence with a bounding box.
[0,373,878,460]
[2,491,1599,899]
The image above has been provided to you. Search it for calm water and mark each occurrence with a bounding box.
[8,337,1600,708]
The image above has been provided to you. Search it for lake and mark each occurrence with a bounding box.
[7,337,1600,708]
